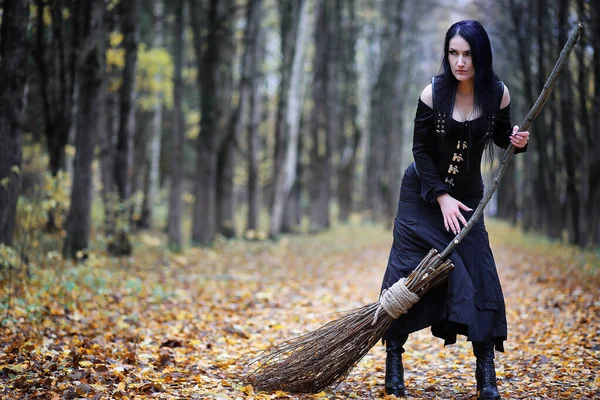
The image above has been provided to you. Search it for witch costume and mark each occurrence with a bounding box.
[381,76,527,397]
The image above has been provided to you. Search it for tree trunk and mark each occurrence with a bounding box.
[115,0,140,202]
[190,0,234,245]
[217,0,263,238]
[282,116,305,233]
[190,0,216,245]
[215,1,235,239]
[364,0,404,222]
[532,0,552,235]
[499,0,533,226]
[542,3,563,239]
[33,0,81,232]
[167,0,186,251]
[217,139,236,238]
[365,83,383,220]
[140,0,165,229]
[338,130,359,223]
[272,0,296,210]
[558,0,580,245]
[575,0,592,245]
[110,0,140,255]
[246,25,265,232]
[309,0,331,233]
[0,0,29,246]
[269,0,311,238]
[64,0,105,258]
[100,90,118,238]
[547,96,563,238]
[33,0,77,178]
[192,143,218,245]
[337,0,360,223]
[591,0,600,245]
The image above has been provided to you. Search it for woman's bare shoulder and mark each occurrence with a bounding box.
[500,84,511,109]
[420,84,433,108]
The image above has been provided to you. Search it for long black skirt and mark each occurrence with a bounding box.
[381,163,507,351]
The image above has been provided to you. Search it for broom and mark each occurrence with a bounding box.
[243,22,583,394]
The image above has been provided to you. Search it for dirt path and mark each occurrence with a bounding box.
[198,223,600,399]
[1,222,598,399]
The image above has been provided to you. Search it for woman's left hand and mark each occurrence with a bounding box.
[510,125,529,148]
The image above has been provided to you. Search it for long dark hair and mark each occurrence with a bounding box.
[439,20,499,120]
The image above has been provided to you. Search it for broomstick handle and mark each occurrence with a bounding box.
[439,22,583,260]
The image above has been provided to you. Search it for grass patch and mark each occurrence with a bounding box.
[487,218,600,284]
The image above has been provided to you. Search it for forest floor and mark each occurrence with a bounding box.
[1,220,599,399]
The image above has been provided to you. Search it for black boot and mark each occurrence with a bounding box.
[472,341,501,400]
[385,336,407,397]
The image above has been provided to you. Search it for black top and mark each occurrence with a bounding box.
[412,97,526,202]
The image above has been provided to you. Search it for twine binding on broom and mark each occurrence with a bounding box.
[373,277,420,324]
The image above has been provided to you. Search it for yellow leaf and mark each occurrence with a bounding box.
[110,32,123,47]
[91,384,107,391]
[240,384,253,394]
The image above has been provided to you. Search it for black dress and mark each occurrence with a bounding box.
[381,77,527,352]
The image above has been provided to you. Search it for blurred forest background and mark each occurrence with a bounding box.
[1,1,600,398]
[0,0,599,264]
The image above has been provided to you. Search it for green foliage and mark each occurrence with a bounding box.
[136,44,174,110]
[106,33,175,110]
[10,142,71,268]
[106,32,125,93]
[106,32,125,71]
[0,245,22,271]
[185,109,200,140]
[0,166,18,190]
[13,171,71,258]
[107,0,120,11]
[29,3,52,26]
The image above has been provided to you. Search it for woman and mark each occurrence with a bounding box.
[381,20,529,400]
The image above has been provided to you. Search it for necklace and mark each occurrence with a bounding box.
[455,105,474,123]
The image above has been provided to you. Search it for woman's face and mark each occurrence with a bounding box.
[448,35,474,82]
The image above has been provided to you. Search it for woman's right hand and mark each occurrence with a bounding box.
[436,193,472,235]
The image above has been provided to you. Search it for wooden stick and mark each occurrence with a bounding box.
[439,22,583,260]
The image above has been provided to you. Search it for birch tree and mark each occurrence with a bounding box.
[269,0,311,238]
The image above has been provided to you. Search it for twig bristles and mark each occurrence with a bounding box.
[243,302,395,393]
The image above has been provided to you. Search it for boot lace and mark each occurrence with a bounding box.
[483,362,496,385]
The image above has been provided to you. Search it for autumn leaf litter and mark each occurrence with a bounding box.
[1,222,599,399]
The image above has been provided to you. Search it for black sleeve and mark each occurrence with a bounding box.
[493,104,527,154]
[412,99,448,203]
